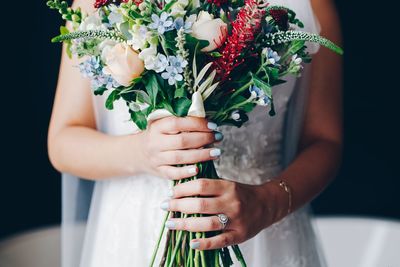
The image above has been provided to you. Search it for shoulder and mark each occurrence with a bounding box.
[72,0,96,14]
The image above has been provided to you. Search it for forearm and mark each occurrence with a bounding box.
[266,139,342,221]
[48,126,144,180]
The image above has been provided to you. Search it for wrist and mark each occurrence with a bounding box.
[118,132,147,176]
[259,179,292,226]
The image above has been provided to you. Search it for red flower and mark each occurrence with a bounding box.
[269,9,289,29]
[94,0,132,8]
[206,0,228,7]
[214,0,265,81]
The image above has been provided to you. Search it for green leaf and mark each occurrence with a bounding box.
[287,40,305,56]
[131,90,151,105]
[160,101,175,115]
[185,34,209,53]
[174,86,186,98]
[145,74,160,106]
[128,9,143,19]
[94,86,107,96]
[130,110,147,130]
[105,90,121,110]
[60,26,69,35]
[163,0,177,12]
[209,52,222,58]
[252,75,272,98]
[173,97,192,117]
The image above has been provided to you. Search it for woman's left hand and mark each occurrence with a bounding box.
[160,178,283,250]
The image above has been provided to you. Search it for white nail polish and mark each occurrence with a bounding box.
[188,166,197,175]
[207,122,218,131]
[167,189,174,198]
[210,148,221,157]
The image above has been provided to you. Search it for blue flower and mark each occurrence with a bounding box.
[168,55,188,73]
[79,57,120,90]
[149,12,174,34]
[174,16,195,33]
[249,85,270,106]
[263,48,281,65]
[79,57,101,78]
[161,66,183,85]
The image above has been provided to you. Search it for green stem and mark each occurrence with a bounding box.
[149,211,170,267]
[167,214,188,267]
[232,245,247,267]
[200,231,207,266]
[230,80,253,100]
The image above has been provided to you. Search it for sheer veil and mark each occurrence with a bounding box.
[61,1,321,266]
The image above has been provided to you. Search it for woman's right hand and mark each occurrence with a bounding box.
[134,116,223,180]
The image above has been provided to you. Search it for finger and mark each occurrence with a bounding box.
[165,216,223,232]
[160,148,221,165]
[163,131,220,151]
[157,165,199,180]
[171,179,225,198]
[190,231,237,250]
[155,117,218,134]
[162,197,222,214]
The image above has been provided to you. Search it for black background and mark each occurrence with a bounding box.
[1,0,399,239]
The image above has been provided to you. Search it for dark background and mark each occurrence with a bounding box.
[1,0,399,239]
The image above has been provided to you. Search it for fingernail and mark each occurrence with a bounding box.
[165,220,176,229]
[160,200,169,211]
[214,132,223,141]
[210,148,221,157]
[190,241,200,249]
[167,189,174,198]
[207,122,218,131]
[188,166,198,175]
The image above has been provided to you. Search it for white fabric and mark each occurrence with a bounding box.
[61,1,327,266]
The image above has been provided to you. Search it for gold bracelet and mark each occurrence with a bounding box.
[277,180,292,216]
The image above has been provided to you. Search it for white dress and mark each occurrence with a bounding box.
[61,1,328,266]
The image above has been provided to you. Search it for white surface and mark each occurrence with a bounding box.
[0,217,399,267]
[313,217,400,267]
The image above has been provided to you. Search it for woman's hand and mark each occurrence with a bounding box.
[160,179,285,250]
[135,116,224,180]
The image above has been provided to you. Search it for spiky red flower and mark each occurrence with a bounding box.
[269,9,289,29]
[94,0,131,8]
[214,0,265,81]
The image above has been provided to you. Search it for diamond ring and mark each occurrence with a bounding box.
[217,214,229,230]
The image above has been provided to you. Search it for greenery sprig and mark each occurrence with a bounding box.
[51,30,127,43]
[47,0,83,24]
[267,30,344,55]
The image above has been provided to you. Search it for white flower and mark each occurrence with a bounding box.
[79,14,106,31]
[292,54,302,65]
[188,91,206,118]
[191,11,227,52]
[146,53,169,73]
[108,5,124,25]
[128,25,151,50]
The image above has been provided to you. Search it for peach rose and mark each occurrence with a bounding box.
[103,43,144,87]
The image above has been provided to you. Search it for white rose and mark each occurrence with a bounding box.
[103,43,144,87]
[191,11,227,52]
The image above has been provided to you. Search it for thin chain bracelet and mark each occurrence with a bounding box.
[277,180,292,216]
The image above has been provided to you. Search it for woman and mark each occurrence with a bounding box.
[48,0,342,266]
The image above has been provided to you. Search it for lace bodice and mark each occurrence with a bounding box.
[214,76,297,184]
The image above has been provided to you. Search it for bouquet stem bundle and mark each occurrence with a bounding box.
[150,161,247,267]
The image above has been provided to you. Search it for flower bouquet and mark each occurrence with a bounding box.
[48,0,342,266]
